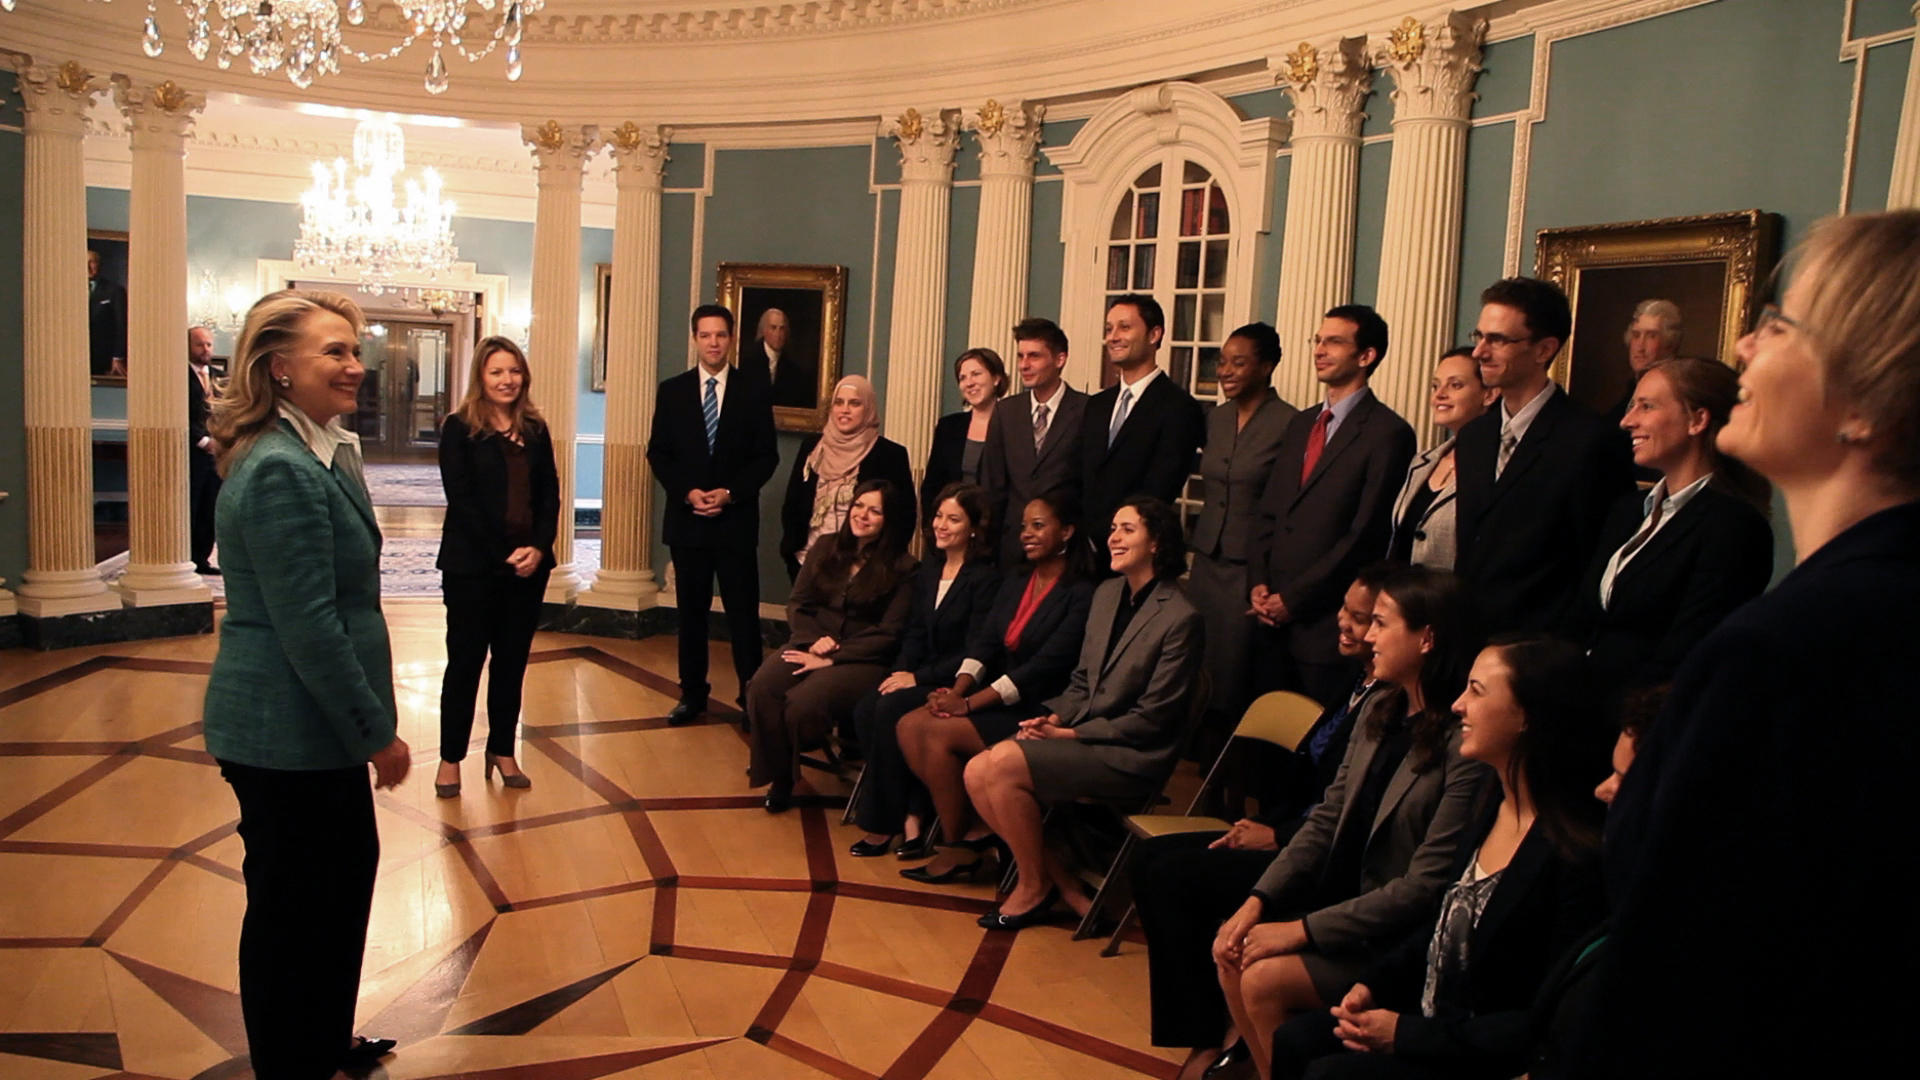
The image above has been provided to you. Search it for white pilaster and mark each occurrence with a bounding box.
[114,77,212,607]
[963,100,1045,361]
[1272,36,1372,408]
[879,107,959,482]
[1888,2,1920,209]
[13,60,117,618]
[522,120,602,604]
[579,122,669,612]
[1371,12,1484,444]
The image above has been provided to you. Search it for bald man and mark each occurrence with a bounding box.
[739,307,817,408]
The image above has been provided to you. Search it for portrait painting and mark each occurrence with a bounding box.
[591,262,613,393]
[718,262,847,432]
[1535,210,1781,416]
[87,230,131,387]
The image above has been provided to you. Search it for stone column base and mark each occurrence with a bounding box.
[18,601,214,650]
[538,596,787,648]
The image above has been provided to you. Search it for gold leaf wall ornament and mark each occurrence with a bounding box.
[896,107,924,142]
[975,98,1006,137]
[1387,17,1426,65]
[55,60,92,94]
[532,119,566,152]
[1285,42,1319,86]
[151,80,189,113]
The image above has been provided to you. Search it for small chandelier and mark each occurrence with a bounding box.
[294,117,459,294]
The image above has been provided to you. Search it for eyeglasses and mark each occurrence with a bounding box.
[1468,330,1535,350]
[1749,304,1804,337]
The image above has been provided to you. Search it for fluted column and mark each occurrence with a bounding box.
[1272,36,1372,407]
[13,60,116,619]
[963,100,1045,361]
[1371,12,1484,444]
[522,121,602,603]
[114,78,212,607]
[880,107,959,481]
[580,122,669,612]
[1888,2,1920,208]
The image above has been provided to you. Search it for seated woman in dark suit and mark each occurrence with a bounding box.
[433,336,560,797]
[1214,567,1491,1080]
[1563,356,1774,689]
[963,496,1207,930]
[779,375,915,580]
[919,348,1008,532]
[894,492,1098,882]
[748,479,917,812]
[848,483,1000,856]
[1268,636,1611,1080]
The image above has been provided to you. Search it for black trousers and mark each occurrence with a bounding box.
[671,541,764,706]
[850,684,937,835]
[1132,831,1281,1048]
[189,451,221,567]
[219,760,379,1080]
[440,568,549,762]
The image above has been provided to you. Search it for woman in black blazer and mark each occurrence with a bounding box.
[1266,637,1610,1080]
[780,374,916,580]
[1563,357,1773,689]
[919,348,1008,531]
[849,483,999,856]
[434,336,560,798]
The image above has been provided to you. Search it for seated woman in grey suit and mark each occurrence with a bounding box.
[1214,567,1491,1080]
[749,479,917,813]
[847,483,1000,857]
[1389,348,1495,570]
[963,496,1206,931]
[201,290,409,1078]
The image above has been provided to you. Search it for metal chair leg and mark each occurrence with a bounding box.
[1100,904,1137,957]
[842,763,866,825]
[1073,833,1135,941]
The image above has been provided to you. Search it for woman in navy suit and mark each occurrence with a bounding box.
[919,348,1008,531]
[848,483,999,856]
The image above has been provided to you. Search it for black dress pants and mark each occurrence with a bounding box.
[1132,831,1281,1048]
[670,541,764,707]
[219,760,379,1080]
[189,450,221,567]
[850,684,937,835]
[440,568,549,761]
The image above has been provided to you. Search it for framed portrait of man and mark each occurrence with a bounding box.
[87,230,131,387]
[717,262,847,432]
[1535,210,1781,416]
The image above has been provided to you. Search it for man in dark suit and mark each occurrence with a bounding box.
[1248,304,1416,706]
[88,248,127,377]
[1079,294,1206,559]
[647,304,781,726]
[978,317,1086,565]
[738,307,817,409]
[1455,277,1635,634]
[187,325,222,574]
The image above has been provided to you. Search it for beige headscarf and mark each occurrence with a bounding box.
[804,374,881,483]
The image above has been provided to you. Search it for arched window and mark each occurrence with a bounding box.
[1104,159,1234,397]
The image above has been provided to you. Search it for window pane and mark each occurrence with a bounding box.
[1136,163,1162,188]
[1106,246,1131,291]
[1173,295,1197,341]
[1208,184,1231,234]
[1136,191,1160,239]
[1110,192,1134,241]
[1180,188,1206,237]
[1183,160,1211,184]
[1132,244,1157,290]
[1176,241,1201,289]
[1201,294,1226,342]
[1204,239,1229,289]
[1197,346,1221,397]
[1170,345,1193,388]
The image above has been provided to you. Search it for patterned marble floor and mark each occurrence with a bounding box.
[0,604,1180,1080]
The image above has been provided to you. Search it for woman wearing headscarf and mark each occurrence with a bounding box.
[780,374,915,580]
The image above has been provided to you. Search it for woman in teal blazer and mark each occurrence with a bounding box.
[204,290,409,1080]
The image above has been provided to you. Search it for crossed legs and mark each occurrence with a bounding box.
[963,741,1090,918]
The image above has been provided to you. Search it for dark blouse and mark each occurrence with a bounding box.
[1103,578,1159,666]
[501,438,533,547]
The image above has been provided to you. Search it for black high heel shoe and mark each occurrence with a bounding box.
[977,886,1060,931]
[894,832,935,860]
[764,782,793,814]
[485,754,531,790]
[848,834,897,857]
[899,835,998,884]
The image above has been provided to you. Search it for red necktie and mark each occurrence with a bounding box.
[1300,407,1331,484]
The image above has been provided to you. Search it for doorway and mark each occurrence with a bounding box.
[354,318,453,463]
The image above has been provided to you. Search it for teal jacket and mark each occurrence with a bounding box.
[202,423,397,770]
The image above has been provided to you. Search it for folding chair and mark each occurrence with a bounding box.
[1097,689,1323,955]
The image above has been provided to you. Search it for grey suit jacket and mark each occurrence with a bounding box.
[1388,437,1462,571]
[1044,577,1206,781]
[980,385,1087,562]
[1252,696,1493,953]
[1191,390,1297,563]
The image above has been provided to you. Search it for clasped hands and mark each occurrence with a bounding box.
[1329,983,1399,1054]
[782,634,837,674]
[505,546,541,578]
[1247,584,1290,626]
[1212,898,1307,972]
[686,488,733,518]
[1015,714,1075,740]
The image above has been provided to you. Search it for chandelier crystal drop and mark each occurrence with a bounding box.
[295,117,459,295]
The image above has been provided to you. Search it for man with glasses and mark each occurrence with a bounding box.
[1454,277,1634,634]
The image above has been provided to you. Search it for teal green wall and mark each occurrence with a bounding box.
[1455,122,1516,338]
[1256,156,1291,327]
[1,75,26,594]
[1351,141,1393,307]
[1026,179,1064,326]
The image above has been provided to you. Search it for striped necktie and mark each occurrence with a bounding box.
[703,375,719,452]
[1107,386,1133,448]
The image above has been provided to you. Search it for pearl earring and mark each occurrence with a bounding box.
[276,375,292,388]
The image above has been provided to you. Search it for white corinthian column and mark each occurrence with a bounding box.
[521,121,602,603]
[880,107,960,482]
[963,99,1045,361]
[1272,36,1372,408]
[1887,2,1920,208]
[115,77,213,607]
[579,122,670,612]
[1371,11,1485,444]
[12,60,117,619]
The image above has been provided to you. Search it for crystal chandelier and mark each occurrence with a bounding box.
[295,117,459,294]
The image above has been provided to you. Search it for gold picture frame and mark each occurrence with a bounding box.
[717,261,848,433]
[590,262,613,393]
[87,229,131,388]
[1535,210,1781,415]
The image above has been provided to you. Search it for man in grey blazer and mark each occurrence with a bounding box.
[1249,306,1416,707]
[978,317,1086,565]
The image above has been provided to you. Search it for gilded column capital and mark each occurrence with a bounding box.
[1273,36,1372,141]
[521,121,603,184]
[112,77,207,150]
[1371,11,1485,125]
[12,59,105,135]
[881,107,960,185]
[963,99,1046,180]
[607,122,672,187]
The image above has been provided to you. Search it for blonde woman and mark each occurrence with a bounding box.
[433,336,560,797]
[779,374,915,580]
[201,290,405,1077]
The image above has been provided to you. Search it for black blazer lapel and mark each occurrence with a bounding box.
[1469,824,1555,954]
[1489,392,1567,501]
